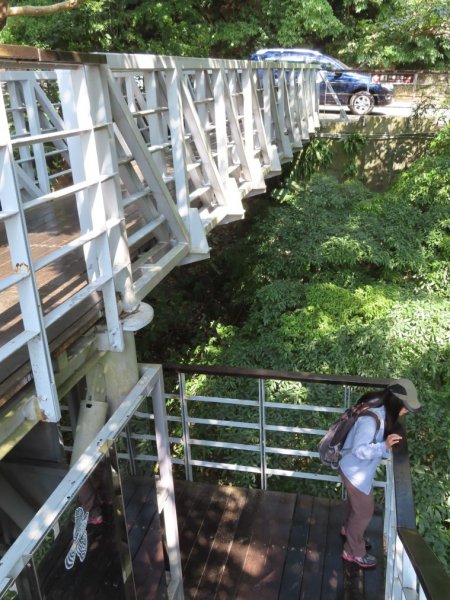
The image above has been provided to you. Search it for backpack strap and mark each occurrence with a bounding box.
[360,408,382,443]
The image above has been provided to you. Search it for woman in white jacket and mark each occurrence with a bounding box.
[339,379,420,568]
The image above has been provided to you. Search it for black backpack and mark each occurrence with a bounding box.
[318,401,382,469]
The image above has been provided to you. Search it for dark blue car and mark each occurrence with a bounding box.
[251,48,393,115]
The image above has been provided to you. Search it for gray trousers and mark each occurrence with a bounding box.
[340,469,374,557]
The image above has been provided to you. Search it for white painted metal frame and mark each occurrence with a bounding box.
[384,460,425,600]
[0,85,59,421]
[0,51,319,437]
[104,53,319,224]
[0,365,184,600]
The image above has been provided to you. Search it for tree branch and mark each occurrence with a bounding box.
[6,0,86,18]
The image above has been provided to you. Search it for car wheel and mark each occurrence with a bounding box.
[349,91,375,115]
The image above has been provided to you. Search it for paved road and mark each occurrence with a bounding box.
[319,100,414,120]
[320,100,449,124]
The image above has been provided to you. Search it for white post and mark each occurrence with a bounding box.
[152,369,184,600]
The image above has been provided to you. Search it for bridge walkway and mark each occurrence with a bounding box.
[0,46,318,428]
[174,480,384,600]
[29,475,384,600]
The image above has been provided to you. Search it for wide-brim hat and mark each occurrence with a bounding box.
[387,378,421,412]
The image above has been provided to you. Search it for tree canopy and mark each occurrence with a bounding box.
[1,0,449,68]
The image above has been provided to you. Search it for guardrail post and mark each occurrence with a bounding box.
[344,385,352,409]
[385,459,397,599]
[179,373,193,481]
[125,425,137,476]
[258,378,267,491]
[153,369,184,599]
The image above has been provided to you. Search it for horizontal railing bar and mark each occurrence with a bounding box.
[0,44,107,65]
[148,141,172,153]
[126,215,166,247]
[265,424,325,435]
[117,453,185,466]
[23,173,116,211]
[0,330,38,363]
[181,394,259,407]
[121,186,152,208]
[0,210,19,222]
[266,467,340,482]
[193,97,214,105]
[11,123,109,147]
[120,431,181,446]
[43,274,111,328]
[189,438,260,452]
[48,168,71,181]
[163,363,393,387]
[33,219,121,271]
[266,446,318,458]
[187,417,258,429]
[189,185,211,202]
[190,459,261,474]
[264,401,344,413]
[131,106,168,117]
[0,270,28,293]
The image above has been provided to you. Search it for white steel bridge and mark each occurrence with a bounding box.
[0,45,448,600]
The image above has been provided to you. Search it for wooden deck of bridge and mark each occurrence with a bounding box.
[172,479,384,600]
[31,476,384,599]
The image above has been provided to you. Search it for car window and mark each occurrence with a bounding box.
[250,49,351,71]
[320,57,349,71]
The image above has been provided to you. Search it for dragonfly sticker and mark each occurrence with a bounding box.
[64,507,89,570]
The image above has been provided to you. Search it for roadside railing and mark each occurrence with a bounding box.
[159,364,389,491]
[315,67,449,121]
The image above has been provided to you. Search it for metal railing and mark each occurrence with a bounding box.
[315,67,450,122]
[1,363,448,599]
[160,364,390,490]
[0,46,319,438]
[0,365,183,600]
[154,364,447,600]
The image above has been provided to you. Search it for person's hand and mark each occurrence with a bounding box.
[386,433,403,450]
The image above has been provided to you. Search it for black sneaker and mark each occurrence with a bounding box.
[340,526,372,550]
[342,550,377,569]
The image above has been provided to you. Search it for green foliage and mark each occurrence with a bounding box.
[0,1,113,51]
[276,0,344,47]
[275,139,334,200]
[341,133,368,180]
[336,0,450,68]
[138,125,450,566]
[341,133,368,156]
[0,0,213,55]
[2,0,449,69]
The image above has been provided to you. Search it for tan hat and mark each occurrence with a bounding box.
[388,378,421,413]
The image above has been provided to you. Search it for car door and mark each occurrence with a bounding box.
[318,59,346,106]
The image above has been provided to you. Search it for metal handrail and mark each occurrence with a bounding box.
[163,363,449,599]
[0,365,184,600]
[163,361,394,387]
[390,436,450,599]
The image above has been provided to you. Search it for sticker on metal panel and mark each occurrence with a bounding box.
[64,507,89,569]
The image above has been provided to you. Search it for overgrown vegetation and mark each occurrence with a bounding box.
[138,126,450,566]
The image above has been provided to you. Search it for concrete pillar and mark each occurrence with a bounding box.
[70,399,108,465]
[102,330,140,414]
